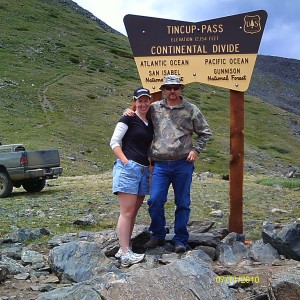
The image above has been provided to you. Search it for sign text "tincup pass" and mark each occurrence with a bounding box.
[167,24,224,34]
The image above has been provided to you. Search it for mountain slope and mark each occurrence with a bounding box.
[249,55,300,116]
[0,0,299,177]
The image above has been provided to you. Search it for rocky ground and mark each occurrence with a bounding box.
[0,245,299,300]
[0,173,299,299]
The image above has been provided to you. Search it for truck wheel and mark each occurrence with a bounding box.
[22,179,46,193]
[0,171,13,198]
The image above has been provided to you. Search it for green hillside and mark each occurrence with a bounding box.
[1,0,299,176]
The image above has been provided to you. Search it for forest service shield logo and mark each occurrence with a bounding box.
[244,15,262,34]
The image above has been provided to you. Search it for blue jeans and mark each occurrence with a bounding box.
[148,158,194,247]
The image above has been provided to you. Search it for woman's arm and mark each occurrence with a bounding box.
[110,122,129,164]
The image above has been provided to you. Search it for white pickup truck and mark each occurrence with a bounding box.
[0,144,63,198]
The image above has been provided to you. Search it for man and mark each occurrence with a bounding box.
[144,75,212,253]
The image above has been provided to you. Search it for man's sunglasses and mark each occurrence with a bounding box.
[165,86,181,91]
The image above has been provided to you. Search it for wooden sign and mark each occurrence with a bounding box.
[124,10,267,93]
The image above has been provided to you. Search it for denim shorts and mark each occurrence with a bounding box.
[112,159,150,196]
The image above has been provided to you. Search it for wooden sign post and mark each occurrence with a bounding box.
[229,90,244,233]
[124,11,267,234]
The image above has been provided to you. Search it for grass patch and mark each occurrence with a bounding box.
[110,48,133,59]
[255,178,300,189]
[258,145,291,154]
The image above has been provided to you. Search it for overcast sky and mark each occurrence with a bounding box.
[74,0,299,60]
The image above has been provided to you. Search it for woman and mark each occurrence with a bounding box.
[110,87,153,267]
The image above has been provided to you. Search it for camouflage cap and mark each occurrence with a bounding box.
[160,75,185,90]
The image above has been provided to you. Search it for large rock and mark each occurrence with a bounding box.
[268,269,300,300]
[250,240,280,263]
[47,230,119,254]
[48,241,118,283]
[36,284,102,300]
[262,222,300,260]
[6,227,51,243]
[216,244,236,265]
[216,233,250,266]
[100,256,236,300]
[184,232,221,248]
[0,255,27,274]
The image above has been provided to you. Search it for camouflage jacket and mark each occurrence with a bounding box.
[149,98,212,161]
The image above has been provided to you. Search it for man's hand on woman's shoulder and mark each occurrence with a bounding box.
[123,108,135,116]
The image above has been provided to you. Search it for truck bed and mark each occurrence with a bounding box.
[0,144,63,197]
[0,147,62,181]
[26,149,61,168]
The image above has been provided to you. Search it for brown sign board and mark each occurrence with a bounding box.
[124,10,267,92]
